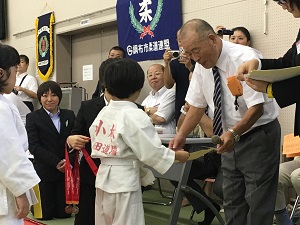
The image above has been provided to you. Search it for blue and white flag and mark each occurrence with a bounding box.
[116,0,182,61]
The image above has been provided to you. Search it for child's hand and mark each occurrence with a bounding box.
[15,193,30,219]
[175,150,190,163]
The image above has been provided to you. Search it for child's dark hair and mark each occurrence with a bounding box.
[37,81,62,104]
[99,58,117,93]
[104,58,144,99]
[0,44,20,93]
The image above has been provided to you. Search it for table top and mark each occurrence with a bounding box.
[159,134,212,144]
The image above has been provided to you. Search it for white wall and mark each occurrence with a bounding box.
[3,0,299,138]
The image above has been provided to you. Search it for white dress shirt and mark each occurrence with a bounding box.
[186,40,279,133]
[142,86,176,134]
[3,93,30,125]
[15,72,38,102]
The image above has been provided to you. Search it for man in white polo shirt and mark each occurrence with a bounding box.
[13,54,38,111]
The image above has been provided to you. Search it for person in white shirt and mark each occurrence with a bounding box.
[13,54,38,111]
[0,43,40,225]
[4,92,30,125]
[90,58,189,225]
[170,19,281,225]
[142,64,176,134]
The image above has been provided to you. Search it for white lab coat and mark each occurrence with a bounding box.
[0,95,40,225]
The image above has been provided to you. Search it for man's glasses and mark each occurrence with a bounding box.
[277,0,287,6]
[147,71,163,78]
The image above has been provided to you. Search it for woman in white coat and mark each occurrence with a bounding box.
[0,43,40,225]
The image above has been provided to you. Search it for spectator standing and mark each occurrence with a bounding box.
[14,54,38,111]
[92,46,126,99]
[26,81,75,220]
[236,2,300,224]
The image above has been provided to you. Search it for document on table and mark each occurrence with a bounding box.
[245,66,300,82]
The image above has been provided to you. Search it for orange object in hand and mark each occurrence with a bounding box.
[227,76,243,96]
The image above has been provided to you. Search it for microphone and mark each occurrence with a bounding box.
[211,135,223,145]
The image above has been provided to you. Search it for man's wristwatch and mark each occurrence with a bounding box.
[145,108,151,115]
[227,128,240,142]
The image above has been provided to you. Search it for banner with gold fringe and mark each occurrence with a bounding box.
[35,12,54,82]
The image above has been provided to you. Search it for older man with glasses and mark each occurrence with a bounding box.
[170,19,280,225]
[142,64,176,134]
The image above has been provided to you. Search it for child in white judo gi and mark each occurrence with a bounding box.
[0,44,40,225]
[90,58,189,225]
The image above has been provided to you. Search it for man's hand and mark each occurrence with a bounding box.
[169,133,186,150]
[163,49,172,63]
[236,59,259,81]
[15,193,30,219]
[56,159,66,173]
[245,78,269,93]
[178,52,192,70]
[216,131,236,154]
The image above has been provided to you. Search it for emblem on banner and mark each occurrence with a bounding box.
[38,35,49,58]
[129,0,163,39]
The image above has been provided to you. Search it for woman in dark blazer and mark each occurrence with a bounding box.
[237,1,300,224]
[26,81,75,220]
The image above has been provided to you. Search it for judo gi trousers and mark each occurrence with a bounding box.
[95,187,144,225]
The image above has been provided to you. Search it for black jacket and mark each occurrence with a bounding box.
[26,108,75,181]
[261,28,300,135]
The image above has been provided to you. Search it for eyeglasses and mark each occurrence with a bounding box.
[147,71,163,78]
[277,0,287,6]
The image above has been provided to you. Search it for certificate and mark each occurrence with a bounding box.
[246,66,300,82]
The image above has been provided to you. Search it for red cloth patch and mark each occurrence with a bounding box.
[24,218,46,225]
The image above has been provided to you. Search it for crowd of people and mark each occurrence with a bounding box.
[2,1,300,225]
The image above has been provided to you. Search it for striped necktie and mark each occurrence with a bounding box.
[212,66,223,136]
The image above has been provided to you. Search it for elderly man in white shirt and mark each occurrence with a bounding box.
[142,64,176,134]
[170,19,281,225]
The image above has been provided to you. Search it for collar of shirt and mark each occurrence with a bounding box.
[103,94,109,106]
[149,86,167,96]
[43,107,60,117]
[215,40,230,73]
[43,107,61,132]
[109,100,138,109]
[16,72,28,79]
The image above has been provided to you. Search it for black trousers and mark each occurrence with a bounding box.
[171,150,222,213]
[32,180,71,220]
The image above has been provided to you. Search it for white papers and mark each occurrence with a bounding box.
[82,64,93,81]
[246,66,300,82]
